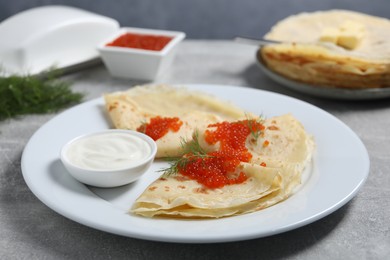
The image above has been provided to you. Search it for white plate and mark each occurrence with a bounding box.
[256,52,390,100]
[21,84,369,243]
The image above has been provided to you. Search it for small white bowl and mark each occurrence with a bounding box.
[97,27,185,80]
[60,129,157,188]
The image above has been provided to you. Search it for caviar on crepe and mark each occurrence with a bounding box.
[168,119,265,189]
[137,116,183,141]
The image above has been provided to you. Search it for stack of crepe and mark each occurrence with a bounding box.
[104,85,315,218]
[260,10,390,89]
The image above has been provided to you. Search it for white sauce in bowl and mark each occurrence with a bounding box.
[65,132,152,171]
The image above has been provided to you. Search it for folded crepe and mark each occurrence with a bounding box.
[104,85,247,157]
[131,114,314,218]
[260,10,390,89]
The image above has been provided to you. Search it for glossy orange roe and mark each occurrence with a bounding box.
[179,120,265,189]
[137,116,183,141]
[106,33,173,51]
[178,154,247,189]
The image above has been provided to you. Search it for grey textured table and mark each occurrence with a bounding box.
[1,40,389,259]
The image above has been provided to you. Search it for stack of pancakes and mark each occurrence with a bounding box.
[260,10,390,89]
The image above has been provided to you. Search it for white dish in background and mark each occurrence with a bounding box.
[0,5,119,76]
[21,84,369,243]
[98,27,185,80]
[256,52,390,100]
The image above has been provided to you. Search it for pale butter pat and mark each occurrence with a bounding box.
[319,28,339,44]
[337,20,365,49]
[319,20,366,49]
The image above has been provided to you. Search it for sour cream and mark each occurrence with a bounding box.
[65,131,152,171]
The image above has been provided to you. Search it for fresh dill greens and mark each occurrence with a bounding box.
[159,131,213,177]
[0,71,84,121]
[245,113,266,142]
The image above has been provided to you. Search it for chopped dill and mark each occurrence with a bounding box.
[159,131,214,177]
[244,113,266,142]
[0,71,84,121]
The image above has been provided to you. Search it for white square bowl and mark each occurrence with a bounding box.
[97,27,185,80]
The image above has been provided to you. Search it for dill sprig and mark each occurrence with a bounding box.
[159,131,213,177]
[0,71,84,121]
[244,113,266,142]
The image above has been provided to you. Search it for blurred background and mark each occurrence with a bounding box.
[0,0,389,39]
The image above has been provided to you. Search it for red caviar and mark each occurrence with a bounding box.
[137,116,183,141]
[106,33,173,51]
[178,154,247,189]
[179,120,265,189]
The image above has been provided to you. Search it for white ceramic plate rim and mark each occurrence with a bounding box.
[21,84,370,243]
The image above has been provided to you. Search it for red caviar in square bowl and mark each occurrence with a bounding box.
[98,27,185,80]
